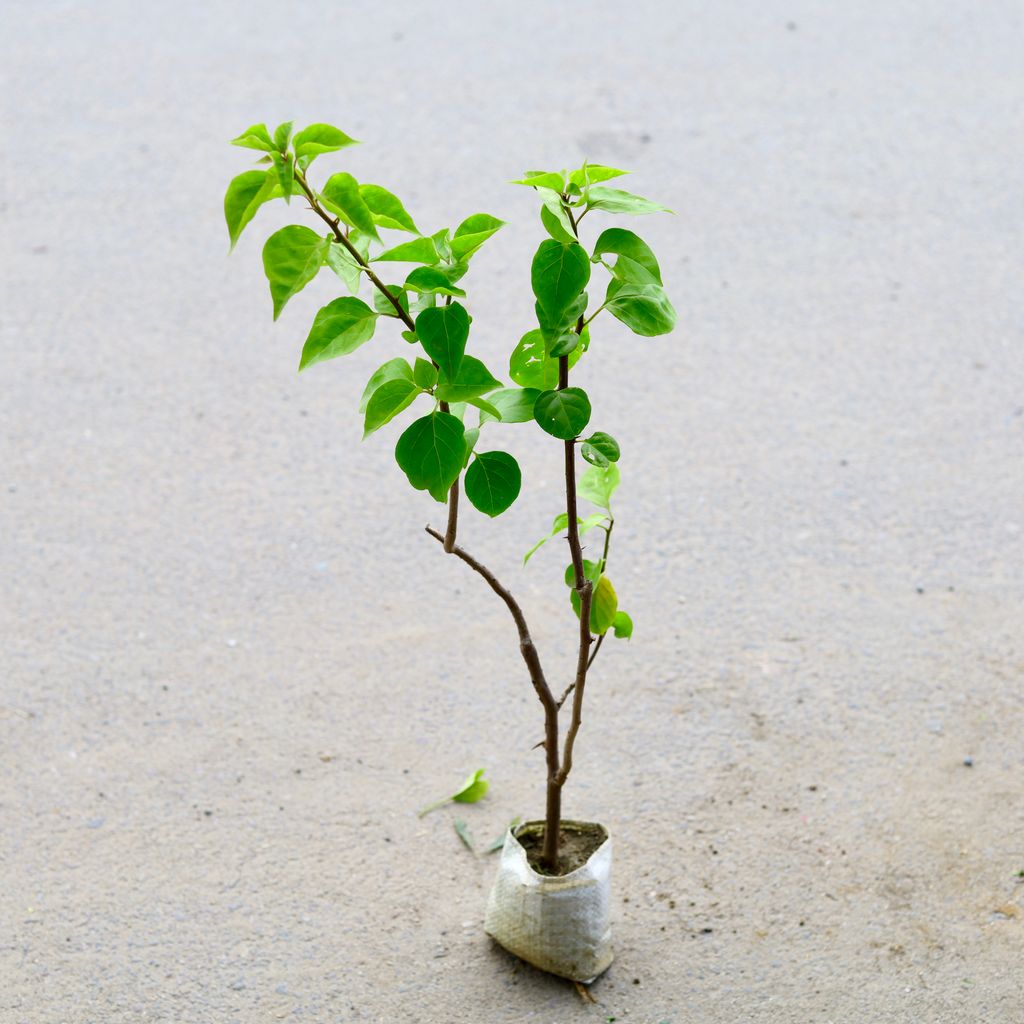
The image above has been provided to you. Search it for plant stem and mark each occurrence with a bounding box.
[294,168,461,548]
[538,202,597,855]
[293,169,415,331]
[551,361,594,789]
[425,526,561,862]
[444,479,460,552]
[416,795,452,818]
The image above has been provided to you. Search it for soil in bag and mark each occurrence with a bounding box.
[516,822,607,876]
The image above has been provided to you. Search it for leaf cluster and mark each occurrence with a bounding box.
[225,125,676,644]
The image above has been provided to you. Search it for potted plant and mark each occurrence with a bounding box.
[223,121,676,983]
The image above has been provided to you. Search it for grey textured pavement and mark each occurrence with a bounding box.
[3,2,1023,1021]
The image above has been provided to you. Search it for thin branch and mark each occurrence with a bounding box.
[444,479,460,552]
[563,199,578,233]
[425,526,560,764]
[557,576,592,785]
[292,169,415,332]
[554,348,594,783]
[554,622,604,715]
[598,519,614,570]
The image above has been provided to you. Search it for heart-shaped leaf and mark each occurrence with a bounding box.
[394,411,465,500]
[299,297,378,369]
[415,303,471,381]
[531,239,591,325]
[533,387,592,440]
[465,451,522,517]
[262,225,331,320]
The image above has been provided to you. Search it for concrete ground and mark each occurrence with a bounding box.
[3,1,1023,1021]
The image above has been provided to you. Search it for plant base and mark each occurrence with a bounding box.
[484,820,612,982]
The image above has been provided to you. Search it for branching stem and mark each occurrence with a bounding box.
[425,526,561,848]
[293,169,415,331]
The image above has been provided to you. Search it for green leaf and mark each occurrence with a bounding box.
[358,358,414,413]
[299,296,378,369]
[536,290,587,347]
[580,443,609,467]
[462,426,480,465]
[363,378,422,437]
[579,463,621,510]
[293,123,359,160]
[360,184,420,233]
[435,354,501,403]
[466,396,501,420]
[373,237,439,265]
[224,170,274,249]
[607,254,661,286]
[605,281,677,336]
[478,387,541,425]
[580,512,609,537]
[415,303,470,381]
[583,431,620,463]
[568,573,617,633]
[524,513,569,564]
[394,411,465,498]
[321,173,379,240]
[523,513,607,565]
[533,387,592,440]
[431,228,453,262]
[417,768,488,817]
[509,329,581,390]
[231,123,274,152]
[413,358,438,390]
[372,284,409,318]
[262,226,331,320]
[454,819,475,853]
[538,190,578,240]
[346,230,374,261]
[586,186,672,215]
[272,121,294,152]
[450,214,505,261]
[590,576,619,634]
[548,332,581,358]
[401,329,419,344]
[565,560,603,587]
[465,451,521,517]
[262,176,303,196]
[540,202,576,244]
[527,514,605,565]
[324,241,362,294]
[512,170,566,191]
[408,295,434,318]
[404,266,467,298]
[612,610,634,639]
[531,240,591,325]
[270,152,294,203]
[569,163,629,188]
[592,227,662,285]
[452,768,489,803]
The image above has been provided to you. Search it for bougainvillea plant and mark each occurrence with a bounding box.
[224,121,675,871]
